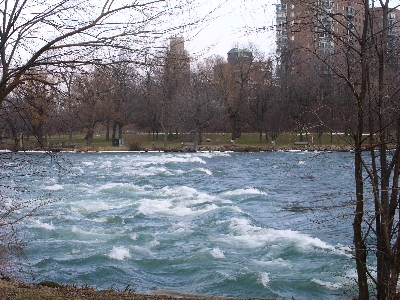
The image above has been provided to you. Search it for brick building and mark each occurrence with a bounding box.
[276,0,399,56]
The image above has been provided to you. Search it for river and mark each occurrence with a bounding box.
[2,150,357,299]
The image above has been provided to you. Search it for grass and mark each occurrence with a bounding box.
[1,131,355,151]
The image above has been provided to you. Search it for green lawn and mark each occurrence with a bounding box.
[4,131,355,151]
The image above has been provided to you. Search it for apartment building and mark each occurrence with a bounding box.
[276,0,399,56]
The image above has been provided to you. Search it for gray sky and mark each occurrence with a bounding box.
[182,0,277,60]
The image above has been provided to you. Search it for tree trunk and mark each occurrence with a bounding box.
[231,114,241,140]
[118,122,123,139]
[85,127,94,146]
[197,129,202,146]
[112,120,117,140]
[354,138,369,300]
[106,119,110,141]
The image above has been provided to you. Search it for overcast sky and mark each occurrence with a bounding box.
[180,0,277,60]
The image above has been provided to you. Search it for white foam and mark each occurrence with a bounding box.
[171,221,194,234]
[197,151,227,157]
[260,272,270,287]
[134,154,207,166]
[70,225,107,239]
[108,246,131,260]
[81,161,94,166]
[44,184,63,191]
[149,239,160,248]
[137,186,219,217]
[223,218,342,253]
[97,182,125,191]
[130,233,138,241]
[31,220,55,230]
[211,247,225,259]
[223,188,266,196]
[196,168,213,176]
[252,258,291,268]
[311,278,343,290]
[69,201,112,213]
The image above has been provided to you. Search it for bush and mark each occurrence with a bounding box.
[127,135,143,151]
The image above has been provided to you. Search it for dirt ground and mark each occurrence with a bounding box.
[0,279,275,300]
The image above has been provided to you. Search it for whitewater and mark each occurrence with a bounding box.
[2,150,357,299]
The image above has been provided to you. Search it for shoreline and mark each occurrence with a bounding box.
[0,279,275,300]
[0,144,356,153]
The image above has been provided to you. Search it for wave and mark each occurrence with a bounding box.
[132,154,207,166]
[221,218,347,255]
[222,188,267,197]
[260,272,270,287]
[29,220,56,230]
[108,246,131,260]
[194,168,212,176]
[311,278,343,290]
[43,184,64,191]
[211,247,225,259]
[137,186,220,217]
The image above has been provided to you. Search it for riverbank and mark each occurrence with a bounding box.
[0,279,275,300]
[0,132,359,153]
[0,143,355,153]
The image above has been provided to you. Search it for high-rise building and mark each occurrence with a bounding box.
[276,1,399,56]
[164,36,190,98]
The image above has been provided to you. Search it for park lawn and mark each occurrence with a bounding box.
[3,132,355,151]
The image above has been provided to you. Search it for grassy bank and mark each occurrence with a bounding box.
[2,132,355,152]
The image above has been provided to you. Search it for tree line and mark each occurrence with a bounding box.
[1,42,367,150]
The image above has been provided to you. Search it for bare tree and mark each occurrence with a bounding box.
[214,46,255,140]
[0,0,221,106]
[284,0,400,298]
[244,55,276,143]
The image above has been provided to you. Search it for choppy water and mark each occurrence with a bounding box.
[2,150,358,299]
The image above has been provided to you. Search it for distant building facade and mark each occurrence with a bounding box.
[276,0,399,56]
[227,48,253,66]
[164,36,190,98]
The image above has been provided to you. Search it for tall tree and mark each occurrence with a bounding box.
[306,0,400,298]
[0,0,219,107]
[245,56,276,142]
[214,46,254,140]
